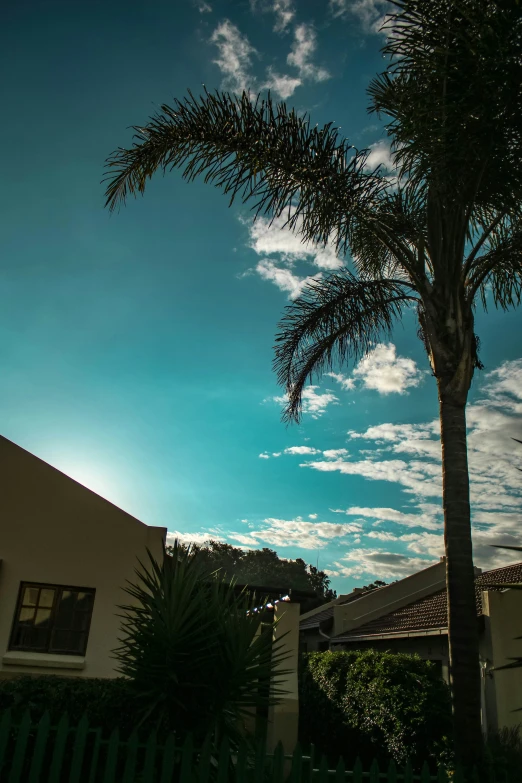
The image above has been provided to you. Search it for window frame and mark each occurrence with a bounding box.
[9,581,96,656]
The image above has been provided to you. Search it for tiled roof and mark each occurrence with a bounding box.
[333,562,522,643]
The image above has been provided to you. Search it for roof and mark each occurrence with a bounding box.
[332,561,522,643]
[300,590,371,630]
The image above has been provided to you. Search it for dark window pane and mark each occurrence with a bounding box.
[51,630,85,654]
[73,612,89,631]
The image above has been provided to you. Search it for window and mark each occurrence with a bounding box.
[9,582,95,656]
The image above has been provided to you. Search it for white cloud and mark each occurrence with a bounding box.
[210,20,256,93]
[352,343,425,394]
[287,24,330,83]
[262,68,302,99]
[269,386,339,419]
[333,548,437,579]
[166,530,219,546]
[230,516,362,549]
[250,0,295,32]
[247,213,343,270]
[309,513,318,519]
[272,0,295,31]
[197,1,212,11]
[326,371,356,390]
[365,140,395,172]
[284,445,321,455]
[259,452,270,459]
[255,258,322,299]
[329,0,390,35]
[323,448,350,459]
[333,505,442,530]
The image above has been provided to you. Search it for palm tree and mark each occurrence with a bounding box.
[103,0,522,768]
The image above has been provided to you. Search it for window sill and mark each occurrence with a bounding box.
[2,651,86,670]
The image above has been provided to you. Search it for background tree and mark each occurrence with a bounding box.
[104,0,522,768]
[169,540,337,612]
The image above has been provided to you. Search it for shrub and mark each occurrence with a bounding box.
[0,674,141,737]
[299,650,452,767]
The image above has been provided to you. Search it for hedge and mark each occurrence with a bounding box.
[0,675,145,737]
[299,650,452,767]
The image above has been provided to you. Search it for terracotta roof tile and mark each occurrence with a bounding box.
[332,561,522,643]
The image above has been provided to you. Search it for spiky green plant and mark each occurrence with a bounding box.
[104,0,522,768]
[114,540,290,745]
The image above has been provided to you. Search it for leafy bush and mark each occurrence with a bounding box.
[299,650,452,767]
[0,674,141,737]
[114,541,288,745]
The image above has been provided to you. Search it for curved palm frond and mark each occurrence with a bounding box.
[274,272,418,422]
[468,211,522,309]
[104,89,386,255]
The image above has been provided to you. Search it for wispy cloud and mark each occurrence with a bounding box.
[287,23,330,82]
[365,139,395,171]
[262,69,302,99]
[325,371,356,390]
[329,0,390,35]
[249,0,295,32]
[255,258,322,299]
[210,20,257,93]
[298,358,522,574]
[330,548,437,580]
[323,448,350,459]
[197,1,212,12]
[269,386,339,418]
[230,516,362,549]
[284,445,321,455]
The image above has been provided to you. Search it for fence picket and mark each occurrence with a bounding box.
[0,708,12,776]
[8,709,31,783]
[28,711,51,783]
[216,738,230,783]
[103,728,120,783]
[122,729,139,783]
[88,728,103,783]
[386,759,397,783]
[271,742,285,783]
[69,713,90,783]
[453,765,466,783]
[403,759,413,783]
[253,737,266,783]
[290,743,303,783]
[369,758,380,783]
[334,755,345,783]
[196,735,212,783]
[420,761,431,783]
[436,763,448,783]
[235,740,248,783]
[141,729,157,783]
[179,733,194,783]
[318,754,329,783]
[352,756,363,783]
[48,712,69,783]
[159,732,177,783]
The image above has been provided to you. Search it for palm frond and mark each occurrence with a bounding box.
[274,272,418,422]
[467,211,522,309]
[369,0,522,209]
[104,89,386,255]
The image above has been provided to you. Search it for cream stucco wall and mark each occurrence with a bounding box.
[0,435,166,679]
[481,589,522,732]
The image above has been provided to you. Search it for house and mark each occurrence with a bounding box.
[0,435,166,679]
[300,558,522,733]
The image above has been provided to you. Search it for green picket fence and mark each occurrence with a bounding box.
[0,708,478,783]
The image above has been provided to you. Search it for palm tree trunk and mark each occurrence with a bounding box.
[439,391,483,770]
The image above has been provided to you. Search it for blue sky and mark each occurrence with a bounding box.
[1,0,521,590]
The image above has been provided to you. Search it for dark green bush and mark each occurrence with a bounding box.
[299,650,452,767]
[0,675,143,737]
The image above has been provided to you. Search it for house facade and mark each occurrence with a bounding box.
[300,558,522,733]
[0,435,166,679]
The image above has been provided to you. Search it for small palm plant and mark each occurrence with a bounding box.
[114,540,290,745]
